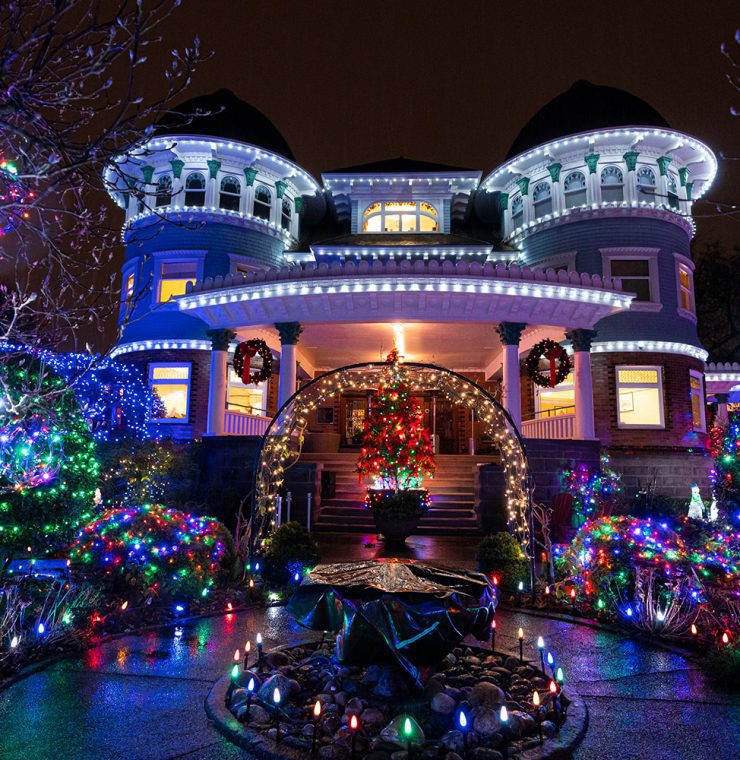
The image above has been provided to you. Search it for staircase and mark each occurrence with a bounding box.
[304,453,494,534]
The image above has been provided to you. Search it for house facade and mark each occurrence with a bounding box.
[104,82,729,516]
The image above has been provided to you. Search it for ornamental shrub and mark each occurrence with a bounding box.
[70,504,235,599]
[476,532,528,592]
[260,521,320,588]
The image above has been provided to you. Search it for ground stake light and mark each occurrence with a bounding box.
[533,690,543,744]
[311,700,321,753]
[246,677,255,722]
[500,705,510,760]
[273,687,281,742]
[537,635,545,672]
[518,626,524,663]
[349,714,359,759]
[244,640,251,669]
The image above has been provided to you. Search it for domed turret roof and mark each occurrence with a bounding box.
[155,88,294,160]
[506,80,670,159]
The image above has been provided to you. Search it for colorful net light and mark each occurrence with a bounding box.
[0,414,64,488]
[70,504,231,598]
[560,453,622,528]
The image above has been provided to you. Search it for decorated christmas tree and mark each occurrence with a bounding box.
[357,350,436,491]
[710,420,740,513]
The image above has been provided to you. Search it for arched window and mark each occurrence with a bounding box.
[532,181,552,218]
[219,175,241,211]
[362,201,438,232]
[600,166,624,203]
[667,173,680,210]
[511,195,524,228]
[281,198,292,231]
[636,167,656,202]
[563,171,587,208]
[253,185,272,221]
[155,175,172,207]
[184,172,206,206]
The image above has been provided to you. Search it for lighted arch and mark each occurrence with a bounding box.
[241,361,530,558]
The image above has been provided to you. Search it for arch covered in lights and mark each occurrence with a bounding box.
[243,361,531,557]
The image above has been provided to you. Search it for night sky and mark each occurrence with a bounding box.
[162,1,738,245]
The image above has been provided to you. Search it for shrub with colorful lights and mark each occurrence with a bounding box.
[0,357,99,557]
[70,504,235,599]
[259,521,319,588]
[710,421,740,513]
[560,453,622,528]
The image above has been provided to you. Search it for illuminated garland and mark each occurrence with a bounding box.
[70,504,231,598]
[0,358,100,555]
[525,339,572,388]
[560,454,623,528]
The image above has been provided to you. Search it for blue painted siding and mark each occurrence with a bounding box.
[521,217,702,347]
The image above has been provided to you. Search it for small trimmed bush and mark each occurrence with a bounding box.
[260,521,320,588]
[476,532,528,592]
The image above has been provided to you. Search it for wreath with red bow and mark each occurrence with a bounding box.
[524,338,572,388]
[232,339,272,385]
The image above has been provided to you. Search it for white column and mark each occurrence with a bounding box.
[276,322,303,409]
[567,329,597,440]
[496,322,526,431]
[206,328,235,436]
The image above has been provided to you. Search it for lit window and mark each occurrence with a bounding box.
[600,166,624,203]
[362,201,438,233]
[678,264,694,314]
[219,175,241,211]
[158,261,197,302]
[636,167,656,202]
[667,173,680,210]
[124,272,135,305]
[616,366,664,428]
[184,172,206,206]
[535,372,574,418]
[689,370,706,432]
[608,258,653,302]
[155,175,172,207]
[563,171,587,208]
[150,364,191,421]
[253,185,272,221]
[510,195,524,228]
[281,198,292,231]
[227,368,266,414]
[532,181,552,218]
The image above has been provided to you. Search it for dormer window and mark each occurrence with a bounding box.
[362,201,438,233]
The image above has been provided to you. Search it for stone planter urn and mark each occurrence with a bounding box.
[367,488,430,546]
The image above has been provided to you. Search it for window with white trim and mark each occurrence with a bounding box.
[158,261,197,302]
[184,172,206,206]
[676,260,695,314]
[636,167,656,202]
[616,366,664,428]
[281,198,292,231]
[689,370,706,432]
[667,173,680,210]
[253,185,272,221]
[608,258,653,302]
[532,181,552,218]
[149,363,191,421]
[563,171,587,208]
[510,194,524,228]
[219,175,241,211]
[362,201,439,233]
[227,368,267,414]
[600,166,624,203]
[155,175,172,207]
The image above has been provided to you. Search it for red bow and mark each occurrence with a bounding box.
[239,344,257,384]
[544,345,564,387]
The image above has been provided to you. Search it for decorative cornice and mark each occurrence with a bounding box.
[495,322,527,346]
[243,167,258,186]
[584,153,600,174]
[547,163,562,182]
[207,328,237,351]
[566,328,598,352]
[275,322,303,345]
[516,177,530,196]
[275,180,288,199]
[170,159,185,179]
[499,192,509,211]
[141,165,155,184]
[206,159,222,180]
[656,155,672,176]
[623,151,639,171]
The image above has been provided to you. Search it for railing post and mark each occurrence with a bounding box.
[286,491,292,522]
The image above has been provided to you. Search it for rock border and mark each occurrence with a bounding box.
[205,640,589,760]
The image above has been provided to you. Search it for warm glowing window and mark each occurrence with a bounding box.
[253,185,272,221]
[564,171,587,208]
[535,372,574,417]
[362,201,438,233]
[227,368,266,414]
[608,258,652,302]
[689,370,706,431]
[219,175,241,211]
[677,262,694,313]
[150,364,191,421]
[155,175,172,207]
[184,172,206,206]
[616,366,664,428]
[600,166,624,203]
[158,261,197,302]
[124,272,135,302]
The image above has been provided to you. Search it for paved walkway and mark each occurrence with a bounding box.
[1,601,737,760]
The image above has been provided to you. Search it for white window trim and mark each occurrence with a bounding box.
[226,368,269,415]
[673,252,697,322]
[150,250,206,306]
[689,369,706,432]
[149,362,192,423]
[615,364,665,429]
[600,247,662,312]
[360,200,441,234]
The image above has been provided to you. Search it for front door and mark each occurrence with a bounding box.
[342,395,368,446]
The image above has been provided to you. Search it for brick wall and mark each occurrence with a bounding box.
[591,351,708,450]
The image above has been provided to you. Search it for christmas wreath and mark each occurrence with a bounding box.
[524,338,572,388]
[233,339,272,385]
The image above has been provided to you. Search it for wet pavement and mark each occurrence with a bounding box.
[1,568,738,759]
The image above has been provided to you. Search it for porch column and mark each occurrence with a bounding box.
[495,322,526,430]
[566,328,597,440]
[715,392,730,426]
[206,328,236,436]
[276,322,303,409]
